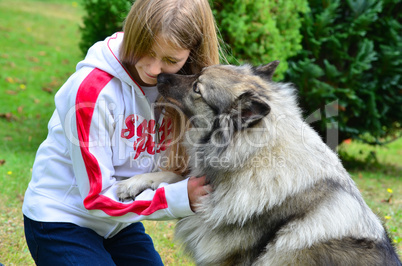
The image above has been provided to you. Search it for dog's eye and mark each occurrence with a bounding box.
[193,82,201,94]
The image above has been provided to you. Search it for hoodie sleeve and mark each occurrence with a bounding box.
[55,67,194,222]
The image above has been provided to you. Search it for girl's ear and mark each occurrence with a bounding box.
[254,60,280,81]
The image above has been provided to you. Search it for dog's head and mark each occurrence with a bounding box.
[157,61,280,132]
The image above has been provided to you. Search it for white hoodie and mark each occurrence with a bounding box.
[22,32,194,238]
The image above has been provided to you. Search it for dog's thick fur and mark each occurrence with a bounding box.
[117,61,401,265]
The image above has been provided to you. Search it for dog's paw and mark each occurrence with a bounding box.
[116,172,184,201]
[116,175,156,201]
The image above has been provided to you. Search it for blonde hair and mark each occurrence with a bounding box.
[120,0,223,174]
[121,0,220,73]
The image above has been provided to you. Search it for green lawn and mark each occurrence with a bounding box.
[0,0,84,264]
[0,0,400,264]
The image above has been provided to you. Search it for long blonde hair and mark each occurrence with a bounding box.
[120,0,223,174]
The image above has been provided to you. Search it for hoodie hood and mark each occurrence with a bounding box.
[76,32,145,96]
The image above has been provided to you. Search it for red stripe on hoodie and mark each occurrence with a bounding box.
[75,68,168,216]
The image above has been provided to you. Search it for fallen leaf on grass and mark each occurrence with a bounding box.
[0,26,11,32]
[32,66,45,71]
[5,90,18,95]
[27,56,39,63]
[5,77,14,83]
[42,87,53,93]
[17,194,24,203]
[0,160,5,166]
[46,78,61,88]
[0,113,16,121]
[381,195,393,204]
[3,136,12,141]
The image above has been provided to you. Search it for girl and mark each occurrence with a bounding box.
[22,0,222,264]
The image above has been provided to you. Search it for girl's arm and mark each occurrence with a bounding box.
[55,67,194,222]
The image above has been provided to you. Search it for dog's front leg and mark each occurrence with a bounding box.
[117,172,183,200]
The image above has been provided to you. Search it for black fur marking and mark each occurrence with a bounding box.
[197,115,233,157]
[198,117,221,145]
[254,215,301,256]
[218,211,308,265]
[230,91,271,129]
[305,235,402,265]
[264,178,345,246]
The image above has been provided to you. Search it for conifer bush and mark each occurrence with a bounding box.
[79,0,309,79]
[210,0,309,79]
[79,0,131,55]
[285,0,402,146]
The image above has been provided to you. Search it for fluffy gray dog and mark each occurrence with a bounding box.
[118,61,401,266]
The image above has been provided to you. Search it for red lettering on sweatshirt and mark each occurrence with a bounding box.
[121,115,172,159]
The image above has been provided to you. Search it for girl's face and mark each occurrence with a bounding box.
[134,36,190,86]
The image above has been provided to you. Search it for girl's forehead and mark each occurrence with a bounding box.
[151,35,190,58]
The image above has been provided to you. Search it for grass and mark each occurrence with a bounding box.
[0,0,400,264]
[338,139,402,250]
[0,0,85,264]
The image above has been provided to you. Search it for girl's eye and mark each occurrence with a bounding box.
[193,82,200,94]
[164,58,178,65]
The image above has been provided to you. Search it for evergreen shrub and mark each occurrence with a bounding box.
[79,0,309,79]
[79,0,131,55]
[211,0,309,79]
[285,0,402,145]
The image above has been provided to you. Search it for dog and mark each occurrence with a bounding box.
[117,61,401,265]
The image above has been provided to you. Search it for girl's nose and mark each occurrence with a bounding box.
[147,59,163,77]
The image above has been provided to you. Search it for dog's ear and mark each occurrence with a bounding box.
[254,60,280,80]
[231,91,271,129]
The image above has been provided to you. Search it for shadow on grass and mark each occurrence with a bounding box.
[339,149,401,178]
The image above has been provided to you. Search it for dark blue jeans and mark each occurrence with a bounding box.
[24,215,163,266]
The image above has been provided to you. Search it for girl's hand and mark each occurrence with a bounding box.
[187,176,211,212]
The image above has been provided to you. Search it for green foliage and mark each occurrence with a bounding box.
[285,0,402,145]
[79,0,131,55]
[210,0,309,79]
[78,0,401,145]
[79,0,308,79]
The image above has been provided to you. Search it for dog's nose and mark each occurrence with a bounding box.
[157,73,171,85]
